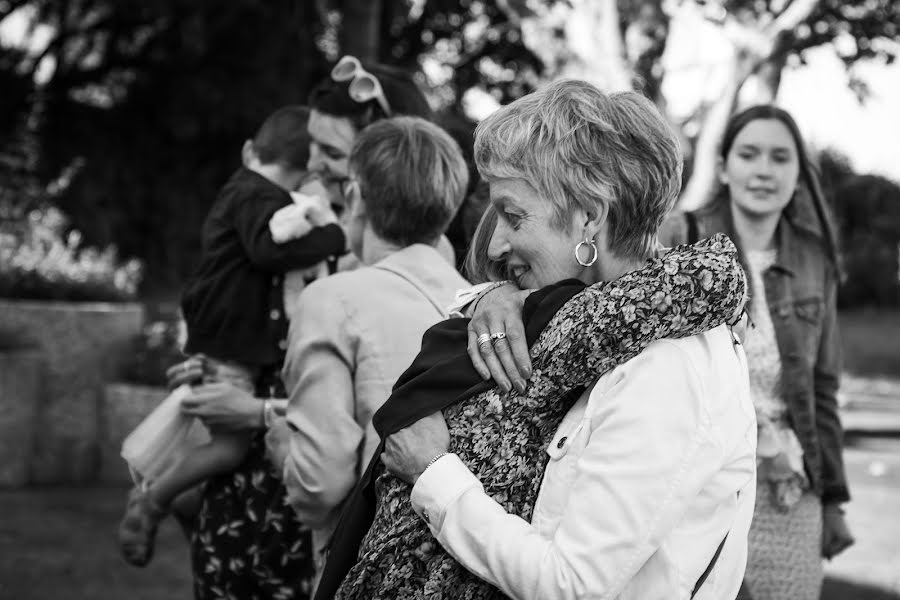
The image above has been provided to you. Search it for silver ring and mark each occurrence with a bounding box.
[477,333,493,352]
[490,332,507,343]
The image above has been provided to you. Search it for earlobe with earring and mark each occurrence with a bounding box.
[575,238,598,267]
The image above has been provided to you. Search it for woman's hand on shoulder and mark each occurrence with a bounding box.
[180,382,263,432]
[382,412,450,486]
[467,283,532,394]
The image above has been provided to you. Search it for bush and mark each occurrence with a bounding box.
[0,203,143,302]
[121,316,186,387]
[816,148,855,209]
[833,174,900,308]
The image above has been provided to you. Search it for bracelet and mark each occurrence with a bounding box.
[424,451,450,473]
[262,399,276,429]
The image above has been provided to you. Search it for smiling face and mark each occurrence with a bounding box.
[486,178,587,289]
[721,118,800,220]
[307,109,357,211]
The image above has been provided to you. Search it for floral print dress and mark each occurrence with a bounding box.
[190,405,315,599]
[334,234,747,600]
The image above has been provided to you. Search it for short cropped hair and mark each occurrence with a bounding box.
[349,116,468,247]
[474,80,683,260]
[253,105,311,170]
[309,62,433,131]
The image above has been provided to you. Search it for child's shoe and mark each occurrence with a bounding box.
[117,485,167,567]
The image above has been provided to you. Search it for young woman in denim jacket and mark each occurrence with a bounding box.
[660,105,855,600]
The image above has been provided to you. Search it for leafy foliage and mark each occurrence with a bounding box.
[0,0,897,292]
[121,316,185,386]
[833,174,900,308]
[0,204,142,301]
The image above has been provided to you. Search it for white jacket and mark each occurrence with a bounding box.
[411,324,757,600]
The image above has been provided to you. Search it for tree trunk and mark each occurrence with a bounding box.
[622,0,670,106]
[509,0,632,91]
[750,51,788,103]
[339,0,382,63]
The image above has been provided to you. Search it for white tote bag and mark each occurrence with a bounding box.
[120,384,209,484]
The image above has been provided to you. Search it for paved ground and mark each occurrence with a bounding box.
[822,439,900,598]
[822,373,900,597]
[0,487,191,600]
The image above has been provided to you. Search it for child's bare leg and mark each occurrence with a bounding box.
[147,431,251,508]
[170,484,205,540]
[118,431,250,566]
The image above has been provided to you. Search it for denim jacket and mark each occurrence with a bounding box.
[660,199,850,504]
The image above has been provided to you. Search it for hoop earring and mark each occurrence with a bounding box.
[575,239,598,267]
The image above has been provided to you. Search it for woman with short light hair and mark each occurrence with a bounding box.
[344,116,469,252]
[316,79,757,600]
[474,79,681,261]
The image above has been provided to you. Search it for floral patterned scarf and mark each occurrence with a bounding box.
[328,234,746,600]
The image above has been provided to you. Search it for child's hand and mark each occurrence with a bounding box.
[305,201,338,228]
[291,191,337,226]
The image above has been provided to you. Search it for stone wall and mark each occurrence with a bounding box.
[0,350,42,486]
[0,300,144,483]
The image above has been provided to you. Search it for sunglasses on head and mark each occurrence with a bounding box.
[331,56,393,118]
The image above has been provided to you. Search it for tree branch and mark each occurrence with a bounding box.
[677,50,761,211]
[767,0,821,37]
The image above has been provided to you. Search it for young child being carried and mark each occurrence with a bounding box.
[117,105,344,567]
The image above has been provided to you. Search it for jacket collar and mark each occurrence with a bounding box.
[700,197,823,278]
[373,243,467,296]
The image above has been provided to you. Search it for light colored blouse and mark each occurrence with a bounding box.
[744,248,808,506]
[281,243,468,579]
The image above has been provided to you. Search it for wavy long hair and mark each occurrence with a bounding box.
[716,105,841,271]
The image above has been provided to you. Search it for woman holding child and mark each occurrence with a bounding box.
[117,105,340,598]
[316,80,758,599]
[144,59,438,599]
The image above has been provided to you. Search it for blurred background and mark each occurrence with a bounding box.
[0,1,898,598]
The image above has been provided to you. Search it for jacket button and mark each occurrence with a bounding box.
[778,307,790,318]
[557,436,567,449]
[272,276,280,286]
[270,309,281,320]
[278,339,287,350]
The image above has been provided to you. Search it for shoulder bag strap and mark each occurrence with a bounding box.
[372,263,448,317]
